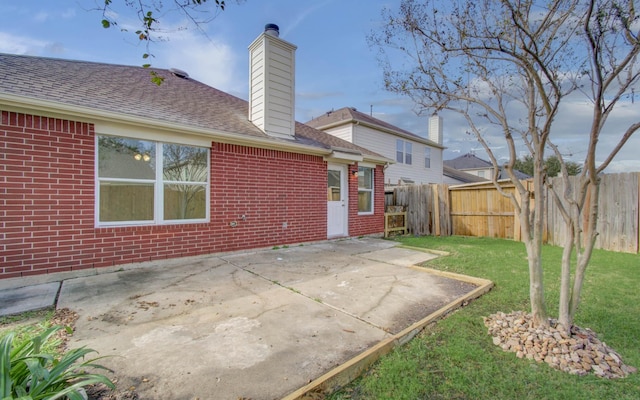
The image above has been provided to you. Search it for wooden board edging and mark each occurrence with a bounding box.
[281,267,494,400]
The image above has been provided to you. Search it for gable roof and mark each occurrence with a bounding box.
[444,153,531,180]
[0,53,389,163]
[443,153,493,170]
[305,106,444,149]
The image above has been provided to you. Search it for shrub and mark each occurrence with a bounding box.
[1,326,114,400]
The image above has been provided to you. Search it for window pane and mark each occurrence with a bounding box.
[396,140,404,163]
[358,167,373,189]
[164,184,206,220]
[163,144,208,183]
[425,148,431,168]
[98,136,155,179]
[358,191,372,213]
[99,182,154,222]
[405,142,413,165]
[327,170,341,201]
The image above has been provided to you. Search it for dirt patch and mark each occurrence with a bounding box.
[85,383,139,400]
[390,278,478,333]
[52,308,139,400]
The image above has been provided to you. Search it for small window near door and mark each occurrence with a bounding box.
[358,166,374,214]
[327,170,341,201]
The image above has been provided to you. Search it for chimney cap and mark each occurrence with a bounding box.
[265,23,279,37]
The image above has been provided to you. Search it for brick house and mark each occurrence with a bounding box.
[0,24,391,280]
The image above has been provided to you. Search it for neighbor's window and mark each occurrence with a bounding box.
[396,139,412,165]
[97,135,209,225]
[478,170,486,178]
[425,147,431,168]
[396,139,404,163]
[405,142,412,165]
[358,166,374,214]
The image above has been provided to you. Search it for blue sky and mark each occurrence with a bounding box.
[1,1,639,172]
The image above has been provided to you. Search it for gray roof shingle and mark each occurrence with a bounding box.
[0,53,386,161]
[444,153,531,180]
[305,106,443,148]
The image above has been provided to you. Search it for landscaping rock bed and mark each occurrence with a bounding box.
[484,311,637,379]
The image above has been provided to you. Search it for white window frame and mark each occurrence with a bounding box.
[396,139,404,163]
[357,164,375,215]
[96,135,210,227]
[396,139,413,165]
[425,147,431,168]
[405,142,412,165]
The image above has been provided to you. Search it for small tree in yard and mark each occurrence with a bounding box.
[371,0,640,334]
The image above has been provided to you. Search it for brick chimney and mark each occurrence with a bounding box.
[248,23,297,139]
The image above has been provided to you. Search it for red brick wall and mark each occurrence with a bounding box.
[1,111,384,279]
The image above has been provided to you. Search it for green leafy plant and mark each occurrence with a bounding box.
[1,326,114,400]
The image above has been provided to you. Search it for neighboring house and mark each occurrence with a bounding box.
[306,107,445,188]
[442,165,488,185]
[444,153,530,180]
[0,24,392,280]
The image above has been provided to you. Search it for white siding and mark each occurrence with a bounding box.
[352,125,443,185]
[323,125,353,142]
[248,33,297,138]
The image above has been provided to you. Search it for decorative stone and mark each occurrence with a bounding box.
[483,311,636,379]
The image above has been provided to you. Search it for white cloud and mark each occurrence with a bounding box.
[153,30,243,94]
[0,32,47,54]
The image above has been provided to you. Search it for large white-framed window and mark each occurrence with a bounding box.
[425,147,431,168]
[358,165,374,214]
[96,135,209,226]
[396,139,412,165]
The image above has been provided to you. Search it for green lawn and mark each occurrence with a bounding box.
[329,236,640,400]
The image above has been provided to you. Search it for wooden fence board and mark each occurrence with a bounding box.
[545,173,639,253]
[386,172,638,253]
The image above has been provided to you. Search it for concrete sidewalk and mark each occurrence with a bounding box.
[1,238,492,399]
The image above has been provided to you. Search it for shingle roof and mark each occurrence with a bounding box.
[444,153,531,180]
[442,165,488,183]
[443,153,493,169]
[305,106,443,148]
[0,53,386,161]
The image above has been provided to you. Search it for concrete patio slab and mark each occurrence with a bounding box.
[3,238,493,399]
[0,282,60,316]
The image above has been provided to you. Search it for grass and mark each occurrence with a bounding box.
[328,236,640,400]
[0,308,63,356]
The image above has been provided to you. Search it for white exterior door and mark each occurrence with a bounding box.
[327,164,347,238]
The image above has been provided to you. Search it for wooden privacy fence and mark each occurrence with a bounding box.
[386,172,640,254]
[544,173,640,253]
[385,184,451,236]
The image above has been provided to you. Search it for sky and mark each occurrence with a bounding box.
[1,0,639,172]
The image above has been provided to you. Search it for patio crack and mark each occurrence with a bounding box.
[224,259,394,334]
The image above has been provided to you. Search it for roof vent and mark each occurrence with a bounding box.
[169,68,189,79]
[265,23,279,37]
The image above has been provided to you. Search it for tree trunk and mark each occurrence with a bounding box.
[569,180,600,320]
[522,169,548,327]
[558,223,574,331]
